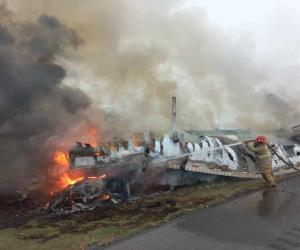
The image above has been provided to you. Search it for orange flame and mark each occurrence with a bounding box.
[53,151,85,190]
[59,172,84,187]
[47,126,101,193]
[88,174,106,180]
[54,151,69,168]
[87,128,99,147]
[102,194,111,201]
[132,133,143,147]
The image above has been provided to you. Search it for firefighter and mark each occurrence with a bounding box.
[245,136,276,187]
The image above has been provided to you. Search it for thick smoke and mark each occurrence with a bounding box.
[1,1,299,191]
[8,0,298,134]
[0,6,93,192]
[5,0,299,135]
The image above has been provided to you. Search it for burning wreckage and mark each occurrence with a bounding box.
[47,98,300,215]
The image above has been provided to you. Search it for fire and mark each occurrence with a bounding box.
[59,172,84,187]
[102,194,111,201]
[88,174,106,180]
[52,151,85,190]
[132,133,143,147]
[47,126,101,193]
[87,128,99,147]
[54,151,69,168]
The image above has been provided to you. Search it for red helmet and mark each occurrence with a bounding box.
[256,135,268,144]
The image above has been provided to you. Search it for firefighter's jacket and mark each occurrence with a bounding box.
[245,142,272,173]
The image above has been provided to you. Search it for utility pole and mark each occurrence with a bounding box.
[172,96,176,133]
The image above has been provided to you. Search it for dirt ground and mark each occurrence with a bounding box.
[0,178,267,250]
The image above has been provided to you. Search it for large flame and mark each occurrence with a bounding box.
[49,127,100,192]
[54,151,69,168]
[53,151,85,190]
[58,172,84,187]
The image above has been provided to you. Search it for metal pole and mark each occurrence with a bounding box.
[172,96,176,133]
[210,140,255,151]
[211,142,243,151]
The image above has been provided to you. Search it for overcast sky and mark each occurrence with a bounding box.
[190,0,296,32]
[189,0,300,57]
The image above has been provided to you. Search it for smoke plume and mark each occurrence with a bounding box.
[1,1,300,191]
[0,5,94,192]
[6,0,298,133]
[4,0,299,133]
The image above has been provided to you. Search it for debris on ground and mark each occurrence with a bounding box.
[0,179,266,250]
[46,176,129,216]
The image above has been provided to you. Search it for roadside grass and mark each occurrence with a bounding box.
[0,179,265,250]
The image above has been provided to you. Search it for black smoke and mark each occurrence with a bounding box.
[0,7,91,193]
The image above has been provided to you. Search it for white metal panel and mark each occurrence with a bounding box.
[74,157,95,167]
[161,135,182,157]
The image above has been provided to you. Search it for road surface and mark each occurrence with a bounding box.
[104,175,300,250]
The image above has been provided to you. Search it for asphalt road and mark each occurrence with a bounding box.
[104,175,300,250]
